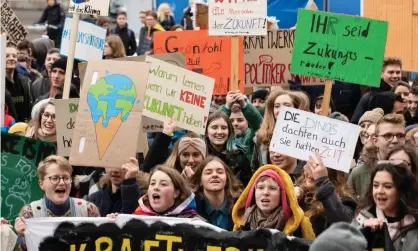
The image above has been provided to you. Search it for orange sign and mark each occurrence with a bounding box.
[154,30,244,95]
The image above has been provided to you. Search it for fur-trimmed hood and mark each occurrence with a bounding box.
[232,165,315,240]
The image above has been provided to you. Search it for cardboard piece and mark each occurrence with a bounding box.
[291,10,388,87]
[0,133,56,224]
[208,0,267,36]
[195,3,209,30]
[68,0,111,16]
[0,1,28,45]
[270,107,360,173]
[414,0,418,14]
[78,53,185,133]
[60,17,107,62]
[363,0,418,72]
[244,29,324,87]
[143,57,215,135]
[1,225,18,251]
[69,60,149,168]
[55,99,79,156]
[154,30,244,95]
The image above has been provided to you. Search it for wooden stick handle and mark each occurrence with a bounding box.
[321,79,333,116]
[230,36,239,92]
[63,14,80,100]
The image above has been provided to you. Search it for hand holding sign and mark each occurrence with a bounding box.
[122,158,140,180]
[163,117,177,136]
[305,153,328,181]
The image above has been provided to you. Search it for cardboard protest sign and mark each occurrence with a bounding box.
[55,98,79,156]
[245,29,324,88]
[144,57,215,135]
[60,17,106,62]
[291,10,388,87]
[69,60,149,168]
[25,215,312,251]
[208,0,267,36]
[364,0,418,72]
[154,30,244,95]
[78,53,186,133]
[270,107,360,173]
[0,133,56,224]
[195,3,209,30]
[0,1,28,45]
[68,0,110,16]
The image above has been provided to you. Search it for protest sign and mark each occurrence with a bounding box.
[195,3,209,30]
[69,60,148,168]
[291,10,388,87]
[208,0,267,36]
[25,215,312,251]
[1,224,18,251]
[60,17,106,62]
[364,0,418,72]
[154,30,244,95]
[0,132,56,224]
[0,0,28,45]
[144,56,215,135]
[55,98,79,157]
[244,29,324,87]
[270,107,360,173]
[68,0,110,16]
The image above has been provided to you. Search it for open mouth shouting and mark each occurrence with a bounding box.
[55,187,67,197]
[151,193,161,204]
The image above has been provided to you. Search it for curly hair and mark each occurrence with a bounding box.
[189,156,243,212]
[382,57,402,71]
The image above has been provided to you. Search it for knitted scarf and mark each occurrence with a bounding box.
[243,204,286,230]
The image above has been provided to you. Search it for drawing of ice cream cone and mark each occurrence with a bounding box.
[94,114,123,159]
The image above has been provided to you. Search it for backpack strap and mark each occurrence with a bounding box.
[70,198,89,217]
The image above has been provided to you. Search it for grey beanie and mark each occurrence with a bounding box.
[309,222,367,251]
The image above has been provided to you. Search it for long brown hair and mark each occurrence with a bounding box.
[105,35,126,59]
[143,165,192,209]
[298,169,355,219]
[257,90,302,145]
[189,156,243,212]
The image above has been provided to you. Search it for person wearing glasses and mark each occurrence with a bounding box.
[386,144,418,180]
[352,162,418,251]
[14,156,100,250]
[349,114,406,198]
[24,100,56,144]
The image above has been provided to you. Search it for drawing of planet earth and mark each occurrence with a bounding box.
[87,74,137,159]
[72,0,90,3]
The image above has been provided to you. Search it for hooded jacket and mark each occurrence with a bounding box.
[232,165,315,240]
[133,193,204,220]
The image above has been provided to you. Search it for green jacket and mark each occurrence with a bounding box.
[347,163,372,198]
[219,103,263,161]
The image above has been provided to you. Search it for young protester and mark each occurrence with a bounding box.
[16,40,42,82]
[349,114,406,197]
[358,108,385,145]
[295,153,357,235]
[34,57,79,103]
[351,57,403,123]
[34,0,65,48]
[219,90,263,162]
[181,0,194,30]
[5,43,32,122]
[31,37,55,72]
[137,11,165,56]
[312,95,336,115]
[132,165,203,219]
[88,158,148,216]
[252,89,302,171]
[190,156,243,230]
[104,35,126,59]
[386,144,418,180]
[23,99,56,144]
[137,10,149,55]
[141,118,206,177]
[205,111,250,185]
[14,156,100,250]
[112,11,137,56]
[231,165,315,239]
[353,163,418,250]
[31,48,60,100]
[392,81,410,108]
[96,16,111,37]
[407,87,418,121]
[157,3,176,31]
[293,91,311,112]
[251,89,269,113]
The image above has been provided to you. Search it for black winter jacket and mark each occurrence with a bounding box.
[113,25,137,56]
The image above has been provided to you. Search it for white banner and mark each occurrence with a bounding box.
[68,0,111,16]
[60,17,107,62]
[270,107,360,173]
[143,57,215,135]
[208,0,267,36]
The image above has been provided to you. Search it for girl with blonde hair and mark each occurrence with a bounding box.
[157,3,175,30]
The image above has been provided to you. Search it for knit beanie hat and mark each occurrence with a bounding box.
[51,57,67,72]
[8,122,28,134]
[251,89,269,102]
[309,222,367,251]
[245,169,291,220]
[358,108,384,125]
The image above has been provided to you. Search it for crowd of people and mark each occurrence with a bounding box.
[1,1,418,251]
